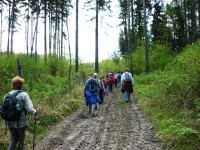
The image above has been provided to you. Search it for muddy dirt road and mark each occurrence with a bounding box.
[35,88,162,150]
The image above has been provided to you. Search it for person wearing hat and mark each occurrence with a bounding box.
[121,69,134,102]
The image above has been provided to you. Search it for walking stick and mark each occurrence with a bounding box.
[33,113,37,150]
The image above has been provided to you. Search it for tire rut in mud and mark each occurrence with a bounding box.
[35,88,162,150]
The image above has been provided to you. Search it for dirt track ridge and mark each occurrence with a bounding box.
[35,88,162,150]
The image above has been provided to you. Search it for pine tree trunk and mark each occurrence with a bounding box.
[34,0,40,62]
[7,2,11,55]
[131,0,135,50]
[191,0,196,43]
[61,0,64,57]
[26,4,30,56]
[143,0,149,73]
[30,13,34,57]
[10,0,16,54]
[57,15,60,57]
[198,0,200,35]
[49,9,52,58]
[127,0,133,74]
[44,0,47,61]
[0,8,2,53]
[95,0,99,73]
[75,0,79,73]
[66,20,71,90]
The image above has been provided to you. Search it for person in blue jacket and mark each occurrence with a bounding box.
[84,74,101,117]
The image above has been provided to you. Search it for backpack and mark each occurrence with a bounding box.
[87,79,97,93]
[124,72,131,81]
[105,78,110,85]
[1,90,23,121]
[117,74,121,80]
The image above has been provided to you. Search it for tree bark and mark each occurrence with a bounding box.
[44,0,47,61]
[143,0,149,74]
[75,0,79,73]
[10,0,16,54]
[0,7,2,53]
[127,0,133,74]
[26,3,30,56]
[95,0,99,73]
[17,57,22,77]
[66,20,71,90]
[7,2,11,55]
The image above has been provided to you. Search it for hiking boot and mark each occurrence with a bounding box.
[91,113,96,117]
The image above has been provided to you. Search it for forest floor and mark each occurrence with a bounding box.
[35,87,163,150]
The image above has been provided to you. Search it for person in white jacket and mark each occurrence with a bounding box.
[121,69,134,102]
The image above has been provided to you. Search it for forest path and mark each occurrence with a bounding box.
[35,87,162,150]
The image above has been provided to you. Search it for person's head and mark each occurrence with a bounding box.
[88,74,93,78]
[11,76,24,90]
[93,73,98,78]
[125,68,129,72]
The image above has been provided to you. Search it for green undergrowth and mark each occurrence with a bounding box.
[134,41,200,150]
[0,84,84,150]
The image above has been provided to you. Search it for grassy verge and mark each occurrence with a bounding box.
[134,72,200,149]
[0,84,84,150]
[134,41,200,149]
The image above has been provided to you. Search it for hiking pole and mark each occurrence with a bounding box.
[33,113,37,150]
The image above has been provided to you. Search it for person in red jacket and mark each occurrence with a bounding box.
[108,73,115,92]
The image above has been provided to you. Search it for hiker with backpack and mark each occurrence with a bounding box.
[104,75,110,96]
[116,71,122,88]
[108,73,115,92]
[121,69,134,102]
[84,74,101,117]
[1,76,37,150]
[93,73,105,104]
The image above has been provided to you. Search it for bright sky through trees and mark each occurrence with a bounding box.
[1,0,172,62]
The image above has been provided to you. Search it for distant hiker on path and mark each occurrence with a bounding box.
[116,71,122,88]
[93,73,105,104]
[104,75,110,96]
[1,76,37,150]
[108,73,115,92]
[121,69,134,102]
[84,74,101,117]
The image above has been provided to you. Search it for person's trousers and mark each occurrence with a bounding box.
[105,85,109,94]
[124,91,130,102]
[109,84,113,92]
[8,127,26,150]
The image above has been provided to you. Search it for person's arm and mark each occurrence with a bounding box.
[121,73,124,84]
[94,79,100,90]
[129,73,134,86]
[23,93,36,115]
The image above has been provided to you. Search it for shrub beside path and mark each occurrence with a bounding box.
[35,88,163,150]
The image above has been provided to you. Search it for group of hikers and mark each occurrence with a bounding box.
[83,68,134,117]
[0,68,134,150]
